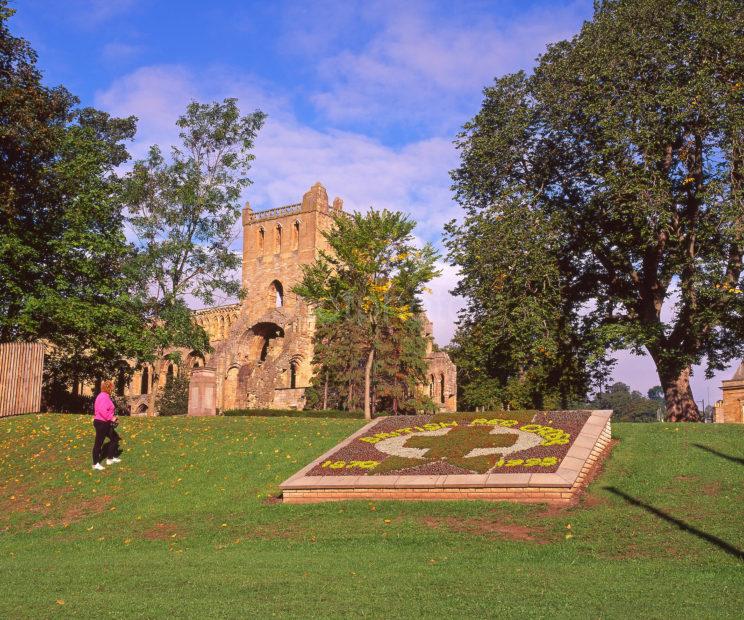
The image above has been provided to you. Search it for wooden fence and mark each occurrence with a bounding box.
[0,342,44,417]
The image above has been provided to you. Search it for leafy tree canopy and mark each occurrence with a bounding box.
[447,0,743,421]
[294,209,440,418]
[0,2,149,395]
[125,98,266,362]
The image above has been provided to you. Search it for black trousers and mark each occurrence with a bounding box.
[92,420,119,464]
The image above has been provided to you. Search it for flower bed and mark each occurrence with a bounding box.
[306,410,592,476]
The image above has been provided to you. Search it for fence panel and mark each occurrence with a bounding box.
[0,342,44,417]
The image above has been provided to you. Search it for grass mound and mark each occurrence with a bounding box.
[0,414,742,618]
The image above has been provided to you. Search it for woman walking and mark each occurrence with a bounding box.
[92,381,121,470]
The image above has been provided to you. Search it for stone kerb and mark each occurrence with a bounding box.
[280,410,613,505]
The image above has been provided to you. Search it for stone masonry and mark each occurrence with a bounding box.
[183,182,457,415]
[715,361,744,423]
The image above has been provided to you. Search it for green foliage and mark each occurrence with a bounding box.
[124,99,266,358]
[223,408,365,419]
[294,209,440,417]
[448,0,744,421]
[156,375,189,416]
[575,382,663,423]
[0,4,150,391]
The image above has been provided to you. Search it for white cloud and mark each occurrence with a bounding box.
[310,1,591,129]
[95,64,465,343]
[423,261,464,346]
[68,0,140,27]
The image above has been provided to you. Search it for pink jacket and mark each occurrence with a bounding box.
[94,392,116,422]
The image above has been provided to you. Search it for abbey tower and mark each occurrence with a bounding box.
[122,182,456,415]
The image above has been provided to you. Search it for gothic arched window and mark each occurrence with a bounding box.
[141,367,149,395]
[274,225,282,253]
[258,227,265,253]
[271,280,284,308]
[292,220,300,250]
[290,361,297,389]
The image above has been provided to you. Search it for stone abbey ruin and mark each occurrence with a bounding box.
[122,183,456,415]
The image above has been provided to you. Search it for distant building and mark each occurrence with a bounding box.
[714,361,744,423]
[124,182,456,415]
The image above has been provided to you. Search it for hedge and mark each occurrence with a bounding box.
[222,408,369,419]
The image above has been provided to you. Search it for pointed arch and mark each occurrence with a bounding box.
[292,220,300,250]
[274,224,282,253]
[270,280,284,308]
[140,366,149,395]
[257,227,265,253]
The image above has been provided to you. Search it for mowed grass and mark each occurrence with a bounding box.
[0,415,742,619]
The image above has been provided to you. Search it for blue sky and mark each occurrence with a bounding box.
[12,0,737,403]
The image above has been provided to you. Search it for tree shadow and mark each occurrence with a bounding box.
[692,443,744,466]
[603,486,744,561]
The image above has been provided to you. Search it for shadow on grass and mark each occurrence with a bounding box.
[603,486,744,561]
[693,443,744,466]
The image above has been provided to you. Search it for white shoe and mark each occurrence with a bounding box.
[106,458,121,465]
[93,463,105,471]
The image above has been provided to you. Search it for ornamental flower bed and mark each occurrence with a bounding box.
[306,410,592,477]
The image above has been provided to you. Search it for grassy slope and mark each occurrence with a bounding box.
[0,415,742,619]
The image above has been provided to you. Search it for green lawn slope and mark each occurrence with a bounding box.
[0,414,742,618]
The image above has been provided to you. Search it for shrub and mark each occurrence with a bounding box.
[157,375,189,416]
[223,408,367,419]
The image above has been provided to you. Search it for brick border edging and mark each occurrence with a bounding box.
[280,410,612,504]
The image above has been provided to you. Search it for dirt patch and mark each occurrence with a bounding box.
[262,494,282,506]
[422,516,552,543]
[142,522,184,541]
[700,481,722,496]
[34,494,112,529]
[0,484,111,529]
[674,475,700,483]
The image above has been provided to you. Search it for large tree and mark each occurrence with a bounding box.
[294,209,440,419]
[448,0,743,421]
[0,2,148,395]
[125,99,266,368]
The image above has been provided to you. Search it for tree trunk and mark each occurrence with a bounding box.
[659,365,700,422]
[363,348,374,420]
[322,371,328,410]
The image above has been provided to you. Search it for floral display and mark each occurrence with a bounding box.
[307,410,592,476]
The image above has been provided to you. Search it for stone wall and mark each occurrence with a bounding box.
[717,361,744,423]
[186,181,458,414]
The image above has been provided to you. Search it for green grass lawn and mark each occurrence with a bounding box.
[0,414,742,619]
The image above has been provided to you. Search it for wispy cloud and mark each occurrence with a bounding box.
[68,0,140,28]
[95,63,464,344]
[309,1,590,131]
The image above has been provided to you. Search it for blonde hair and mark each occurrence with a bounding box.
[101,381,114,394]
